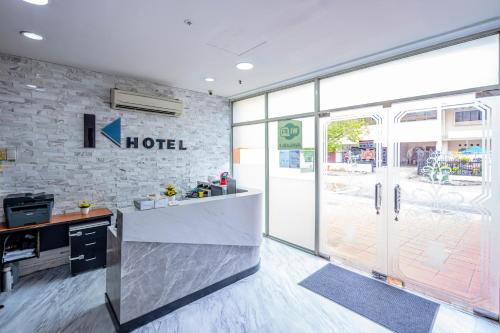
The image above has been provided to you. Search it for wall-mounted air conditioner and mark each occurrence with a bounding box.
[111,89,183,116]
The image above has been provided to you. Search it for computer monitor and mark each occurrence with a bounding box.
[210,184,224,196]
[227,179,236,195]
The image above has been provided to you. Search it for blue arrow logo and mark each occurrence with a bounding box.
[101,118,121,147]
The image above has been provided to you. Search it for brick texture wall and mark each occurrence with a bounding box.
[0,53,230,220]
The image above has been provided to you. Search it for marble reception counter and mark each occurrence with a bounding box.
[105,190,263,332]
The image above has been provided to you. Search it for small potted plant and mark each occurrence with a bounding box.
[78,201,92,215]
[164,184,177,203]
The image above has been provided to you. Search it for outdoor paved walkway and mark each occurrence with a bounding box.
[322,167,497,314]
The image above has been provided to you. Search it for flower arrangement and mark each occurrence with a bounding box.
[164,185,177,198]
[78,201,92,214]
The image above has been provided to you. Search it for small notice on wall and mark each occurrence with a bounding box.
[279,150,300,168]
[278,120,302,150]
[289,150,300,168]
[302,150,314,163]
[279,151,290,168]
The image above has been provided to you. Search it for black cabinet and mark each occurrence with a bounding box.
[69,220,109,275]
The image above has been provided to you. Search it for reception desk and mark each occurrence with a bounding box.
[105,190,262,332]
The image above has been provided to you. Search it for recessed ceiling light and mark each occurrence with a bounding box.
[20,31,44,40]
[236,62,254,70]
[26,84,38,89]
[23,0,49,5]
[205,77,215,82]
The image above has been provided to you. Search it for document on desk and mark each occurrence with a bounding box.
[3,249,35,262]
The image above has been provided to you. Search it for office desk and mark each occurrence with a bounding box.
[0,208,113,235]
[0,208,113,286]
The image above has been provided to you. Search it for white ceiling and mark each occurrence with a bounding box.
[0,0,499,98]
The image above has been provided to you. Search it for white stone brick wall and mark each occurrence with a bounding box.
[0,53,230,220]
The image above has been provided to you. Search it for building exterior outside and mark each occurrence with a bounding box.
[327,104,485,178]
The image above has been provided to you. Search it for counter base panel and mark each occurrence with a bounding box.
[118,242,260,322]
[105,262,260,333]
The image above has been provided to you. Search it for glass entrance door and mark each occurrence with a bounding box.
[319,106,388,275]
[387,94,499,315]
[319,94,500,315]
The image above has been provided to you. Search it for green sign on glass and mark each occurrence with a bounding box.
[278,120,302,150]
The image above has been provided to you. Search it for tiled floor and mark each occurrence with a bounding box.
[323,167,499,314]
[0,238,498,332]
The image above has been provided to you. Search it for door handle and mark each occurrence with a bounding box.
[69,255,84,261]
[69,231,82,237]
[84,231,96,236]
[85,257,96,262]
[394,184,401,221]
[374,182,382,215]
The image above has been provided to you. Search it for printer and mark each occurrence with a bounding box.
[3,193,54,228]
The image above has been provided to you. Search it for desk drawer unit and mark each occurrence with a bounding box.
[69,220,109,275]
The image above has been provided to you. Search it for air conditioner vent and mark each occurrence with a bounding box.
[111,89,183,116]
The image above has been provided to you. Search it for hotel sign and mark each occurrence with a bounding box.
[99,117,187,150]
[125,137,187,150]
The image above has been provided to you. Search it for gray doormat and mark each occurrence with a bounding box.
[299,264,439,333]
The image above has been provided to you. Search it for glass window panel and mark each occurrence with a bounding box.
[232,124,265,228]
[471,110,480,121]
[233,95,265,124]
[320,35,499,111]
[401,109,437,122]
[463,111,468,121]
[268,83,314,118]
[269,117,315,249]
